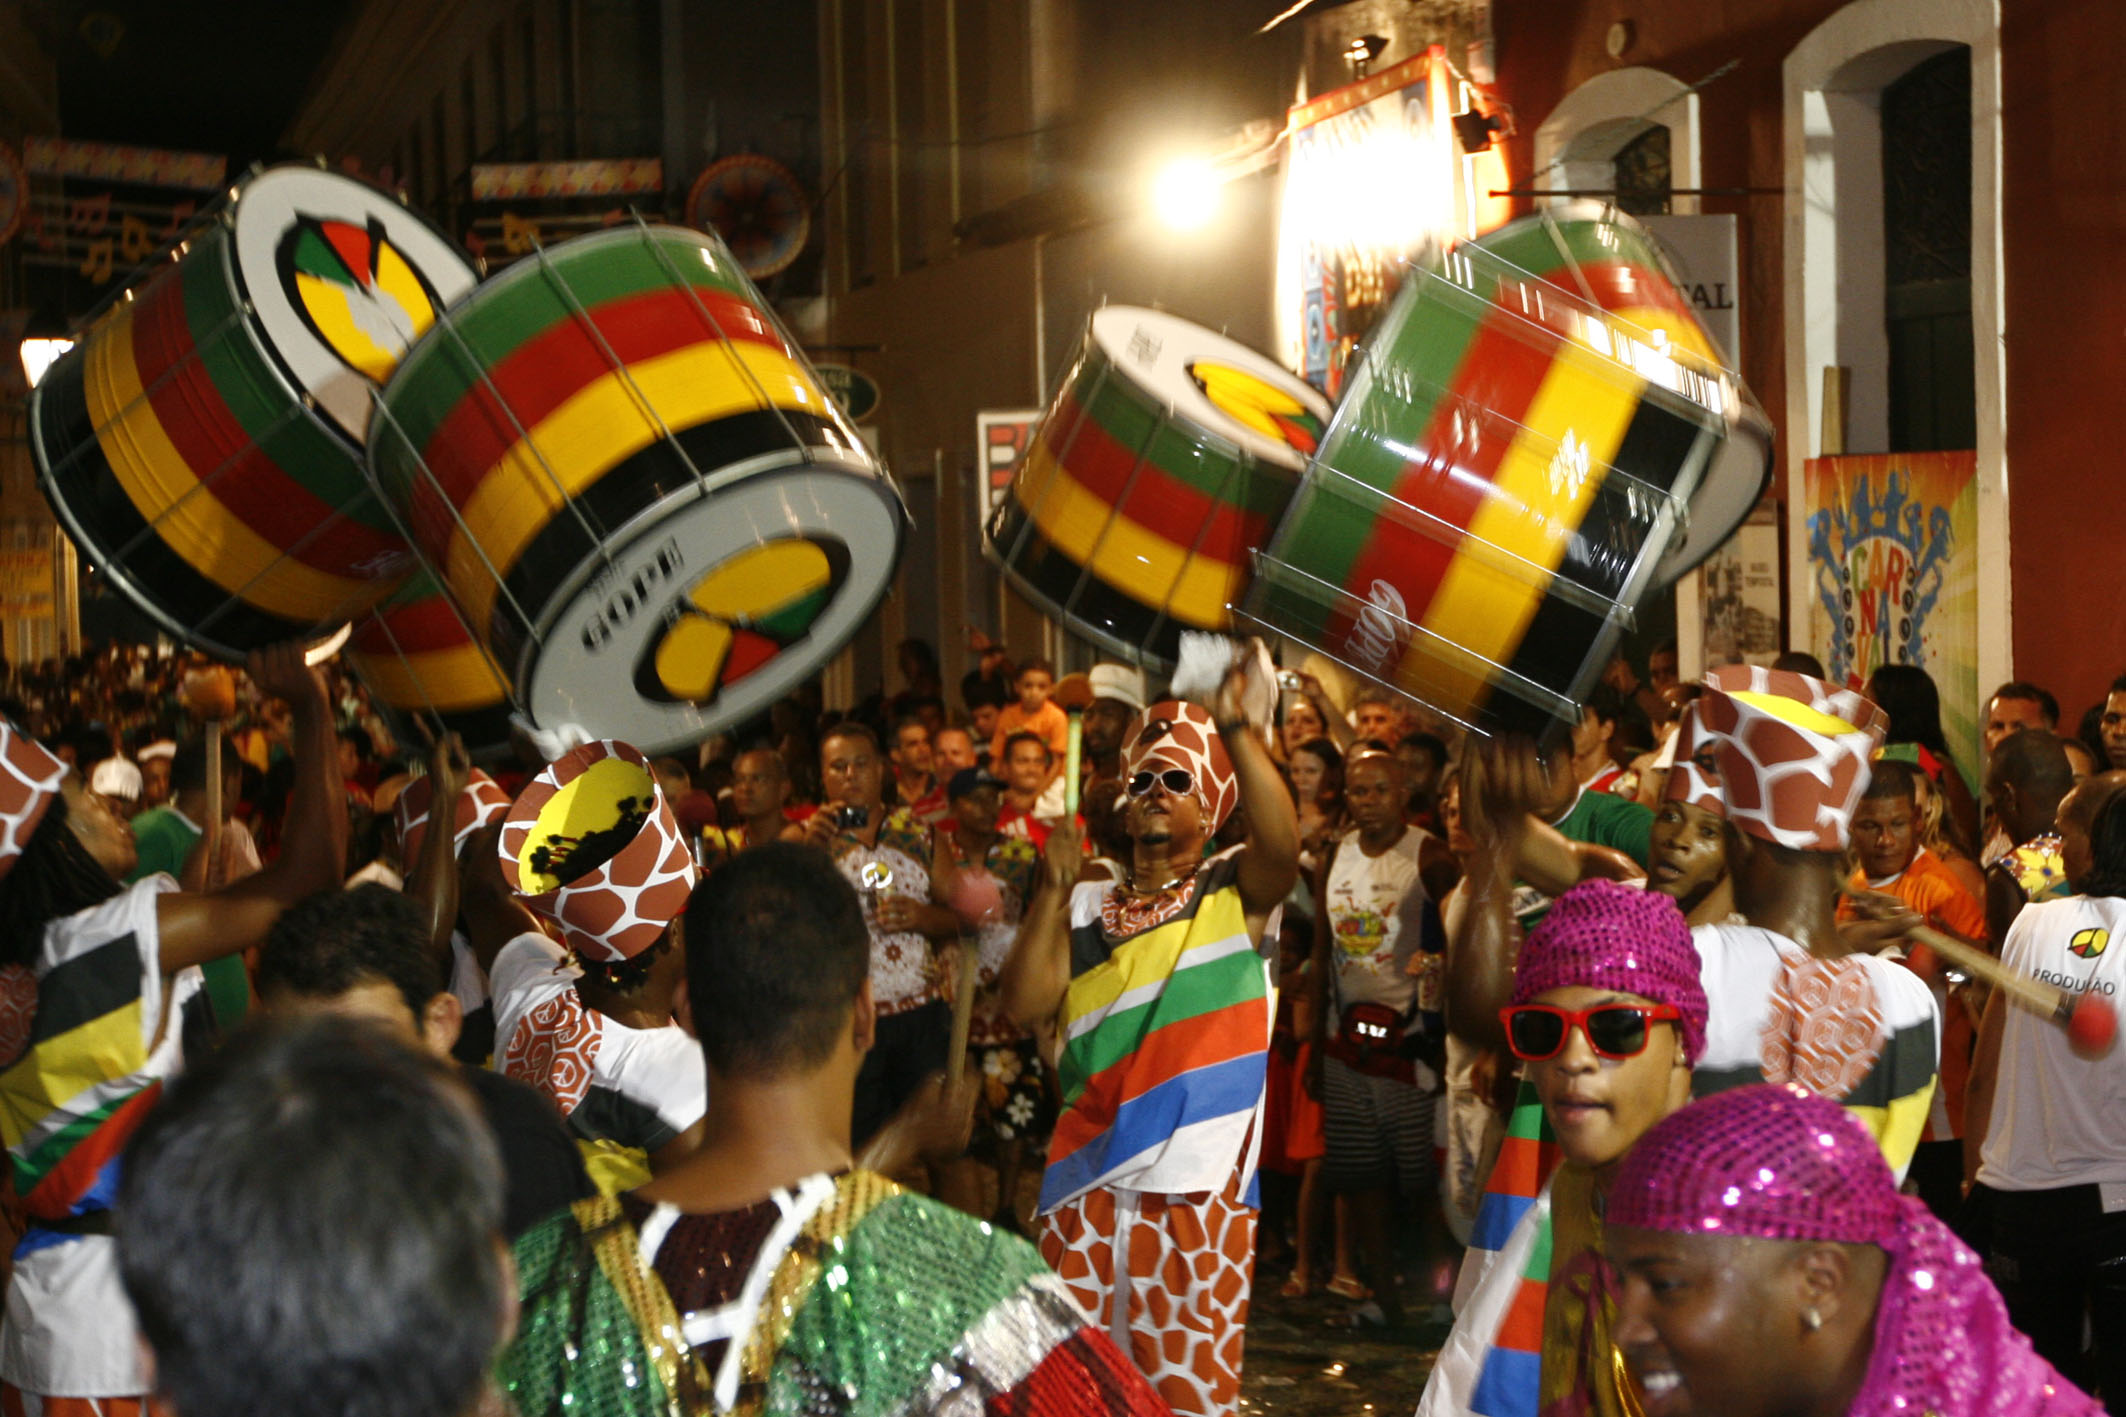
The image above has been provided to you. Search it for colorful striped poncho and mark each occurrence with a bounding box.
[1039,848,1272,1213]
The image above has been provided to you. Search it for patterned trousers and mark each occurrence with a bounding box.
[1038,1168,1256,1417]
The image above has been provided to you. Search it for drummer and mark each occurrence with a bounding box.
[0,643,348,1412]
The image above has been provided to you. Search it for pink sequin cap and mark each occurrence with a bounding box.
[1510,879,1707,1064]
[1612,1084,2101,1417]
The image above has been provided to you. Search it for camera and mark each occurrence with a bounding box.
[1277,670,1303,691]
[835,804,870,830]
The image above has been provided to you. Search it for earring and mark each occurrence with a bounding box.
[1803,1307,1823,1332]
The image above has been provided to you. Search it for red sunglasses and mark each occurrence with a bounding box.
[1499,1002,1682,1061]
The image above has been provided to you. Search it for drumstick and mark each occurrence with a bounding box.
[1051,673,1095,819]
[942,868,1004,1082]
[201,721,223,889]
[1902,917,2117,1059]
[947,941,982,1081]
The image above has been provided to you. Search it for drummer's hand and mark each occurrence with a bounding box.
[1042,821,1084,891]
[1464,735,1549,842]
[427,731,472,806]
[1212,659,1253,729]
[245,642,328,712]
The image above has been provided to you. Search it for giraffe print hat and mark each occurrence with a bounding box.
[0,722,67,881]
[1691,665,1888,852]
[396,768,512,865]
[496,739,698,963]
[1123,700,1239,834]
[1661,693,1725,817]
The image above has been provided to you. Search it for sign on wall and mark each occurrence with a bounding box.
[1804,451,1979,782]
[1641,214,1740,366]
[1696,506,1780,669]
[1274,49,1456,397]
[975,410,1042,525]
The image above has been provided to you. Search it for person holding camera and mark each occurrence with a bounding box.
[804,723,963,1146]
[1310,746,1444,1328]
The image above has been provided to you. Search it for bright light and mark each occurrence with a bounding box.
[19,339,73,390]
[1153,157,1223,233]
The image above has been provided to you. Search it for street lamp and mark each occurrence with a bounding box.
[1152,156,1222,233]
[19,338,72,390]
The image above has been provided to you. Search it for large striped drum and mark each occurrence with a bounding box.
[343,569,515,753]
[985,306,1327,665]
[1241,204,1773,738]
[367,222,904,753]
[29,166,477,657]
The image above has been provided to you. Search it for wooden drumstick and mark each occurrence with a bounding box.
[1904,920,2117,1059]
[947,943,982,1082]
[1051,672,1095,819]
[942,869,1004,1083]
[181,663,236,890]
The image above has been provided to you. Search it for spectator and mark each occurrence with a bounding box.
[89,754,143,820]
[118,1017,512,1417]
[1289,736,1345,875]
[1081,662,1146,799]
[885,716,948,823]
[932,725,978,779]
[1983,731,2079,945]
[256,883,591,1237]
[1351,686,1402,746]
[801,724,962,1145]
[1869,662,1983,856]
[1985,681,2060,756]
[127,738,260,891]
[989,657,1068,768]
[2102,675,2126,773]
[727,746,798,851]
[996,731,1056,846]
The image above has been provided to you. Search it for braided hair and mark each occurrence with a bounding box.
[0,790,124,969]
[573,933,672,997]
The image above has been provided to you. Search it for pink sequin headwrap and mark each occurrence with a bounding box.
[396,768,511,864]
[1661,696,1724,817]
[1692,666,1888,852]
[1511,879,1708,1064]
[1612,1085,2101,1417]
[1123,700,1238,834]
[0,723,67,881]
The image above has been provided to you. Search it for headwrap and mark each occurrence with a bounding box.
[1689,666,1887,852]
[0,723,68,881]
[1122,700,1238,834]
[396,768,511,864]
[1510,878,1708,1064]
[1661,695,1725,817]
[1088,663,1147,713]
[1611,1085,2101,1417]
[497,740,697,963]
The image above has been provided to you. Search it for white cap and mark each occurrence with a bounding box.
[1087,663,1146,712]
[136,739,176,763]
[90,756,143,802]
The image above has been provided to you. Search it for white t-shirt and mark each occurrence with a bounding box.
[1322,827,1431,1022]
[490,934,705,1154]
[1978,893,2126,1191]
[2,876,196,1397]
[1692,922,1941,1182]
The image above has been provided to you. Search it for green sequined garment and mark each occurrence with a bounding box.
[499,1170,1170,1417]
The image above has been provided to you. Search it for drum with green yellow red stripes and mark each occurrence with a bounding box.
[28,166,477,658]
[985,306,1328,666]
[367,221,905,754]
[1241,203,1773,739]
[343,568,516,753]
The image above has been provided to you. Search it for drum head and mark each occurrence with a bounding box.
[1087,306,1327,471]
[522,462,905,754]
[231,166,478,446]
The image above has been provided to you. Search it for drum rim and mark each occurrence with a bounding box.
[978,519,1191,671]
[517,455,907,754]
[229,164,478,449]
[1080,305,1328,474]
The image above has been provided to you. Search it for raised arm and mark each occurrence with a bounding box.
[405,733,472,972]
[1218,672,1300,921]
[156,643,348,976]
[1442,739,1544,1052]
[998,825,1079,1033]
[1297,672,1356,753]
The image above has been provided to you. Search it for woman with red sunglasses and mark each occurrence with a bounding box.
[1420,878,1708,1417]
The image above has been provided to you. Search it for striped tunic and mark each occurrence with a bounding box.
[1038,848,1272,1213]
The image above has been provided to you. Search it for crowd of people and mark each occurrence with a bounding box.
[0,627,2123,1417]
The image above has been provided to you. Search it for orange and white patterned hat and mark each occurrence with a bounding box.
[396,769,512,864]
[496,740,698,963]
[1123,700,1239,833]
[1661,696,1725,817]
[0,723,66,881]
[1691,666,1889,852]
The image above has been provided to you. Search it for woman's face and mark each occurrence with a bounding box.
[1288,749,1326,805]
[1523,984,1689,1171]
[1282,699,1324,754]
[1442,780,1473,857]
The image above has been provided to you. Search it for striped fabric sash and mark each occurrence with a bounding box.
[1040,855,1270,1211]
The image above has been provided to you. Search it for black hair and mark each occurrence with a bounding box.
[574,932,672,996]
[1866,664,1954,761]
[0,789,123,969]
[257,885,441,1019]
[1015,657,1055,682]
[1288,736,1345,811]
[1584,683,1631,727]
[171,737,211,794]
[1989,730,2074,800]
[890,715,929,742]
[1861,757,1919,803]
[819,721,880,756]
[118,1016,505,1417]
[1401,732,1449,772]
[2110,672,2126,697]
[1991,680,2060,727]
[682,843,869,1079]
[2080,791,2126,900]
[1772,650,1828,679]
[1002,730,1050,764]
